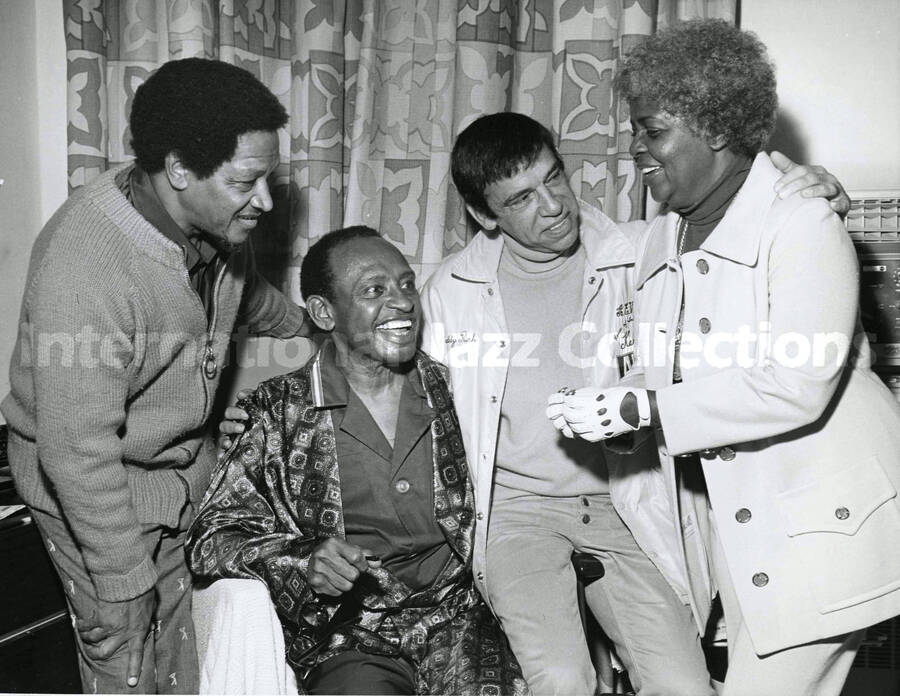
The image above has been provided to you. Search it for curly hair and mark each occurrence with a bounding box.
[451,113,563,219]
[615,19,777,157]
[300,226,383,302]
[130,58,288,178]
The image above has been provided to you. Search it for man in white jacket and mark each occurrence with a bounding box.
[419,112,849,696]
[419,112,711,696]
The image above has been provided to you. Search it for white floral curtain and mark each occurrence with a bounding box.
[65,0,735,294]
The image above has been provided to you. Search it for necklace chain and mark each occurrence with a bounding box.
[677,217,688,257]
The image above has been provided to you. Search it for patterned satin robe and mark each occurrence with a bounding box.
[187,350,527,695]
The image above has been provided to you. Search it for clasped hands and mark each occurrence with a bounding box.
[546,386,653,442]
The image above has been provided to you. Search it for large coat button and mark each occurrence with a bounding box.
[395,479,411,494]
[718,446,736,461]
[835,507,850,520]
[735,508,752,523]
[696,258,710,274]
[752,572,769,587]
[699,317,711,333]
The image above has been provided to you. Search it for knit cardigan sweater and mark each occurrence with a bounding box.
[1,164,305,602]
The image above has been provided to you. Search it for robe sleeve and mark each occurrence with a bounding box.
[186,385,322,632]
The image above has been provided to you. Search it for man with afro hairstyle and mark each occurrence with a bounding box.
[2,57,309,693]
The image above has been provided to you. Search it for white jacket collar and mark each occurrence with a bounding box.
[636,152,777,289]
[450,200,636,283]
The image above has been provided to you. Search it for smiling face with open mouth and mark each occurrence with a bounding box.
[628,97,720,212]
[327,237,421,372]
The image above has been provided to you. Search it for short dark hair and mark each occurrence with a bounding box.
[451,113,563,219]
[300,226,382,302]
[130,58,288,178]
[615,19,777,157]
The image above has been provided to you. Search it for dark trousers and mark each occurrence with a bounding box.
[305,650,417,695]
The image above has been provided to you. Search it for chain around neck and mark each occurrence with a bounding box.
[677,217,688,257]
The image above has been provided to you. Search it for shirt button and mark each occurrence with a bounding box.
[582,514,591,524]
[588,276,596,285]
[476,512,484,521]
[699,317,711,334]
[718,446,736,461]
[696,258,709,274]
[735,508,752,523]
[477,571,484,580]
[394,479,410,494]
[487,288,494,296]
[835,506,850,520]
[752,572,769,587]
[499,340,506,348]
[490,395,498,403]
[581,497,590,507]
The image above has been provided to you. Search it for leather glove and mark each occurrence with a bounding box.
[562,386,652,442]
[546,391,575,438]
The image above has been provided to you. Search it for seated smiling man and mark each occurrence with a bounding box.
[186,226,527,696]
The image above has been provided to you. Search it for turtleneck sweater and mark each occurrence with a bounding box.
[677,152,753,254]
[493,243,610,498]
[671,153,752,384]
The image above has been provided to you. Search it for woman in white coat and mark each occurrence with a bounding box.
[548,19,900,696]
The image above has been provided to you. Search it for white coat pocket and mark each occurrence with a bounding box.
[777,456,900,614]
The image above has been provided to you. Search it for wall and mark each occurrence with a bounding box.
[35,2,69,224]
[0,2,40,408]
[742,0,900,193]
[0,1,67,412]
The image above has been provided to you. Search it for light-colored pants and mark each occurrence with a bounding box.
[192,578,299,694]
[485,492,714,696]
[710,518,864,696]
[31,503,199,694]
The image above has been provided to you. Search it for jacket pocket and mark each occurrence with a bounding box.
[777,456,900,614]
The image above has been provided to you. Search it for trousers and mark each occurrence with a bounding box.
[30,502,198,694]
[485,492,714,696]
[306,650,417,695]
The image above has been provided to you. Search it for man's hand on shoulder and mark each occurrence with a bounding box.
[218,389,253,455]
[75,587,156,687]
[771,150,851,218]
